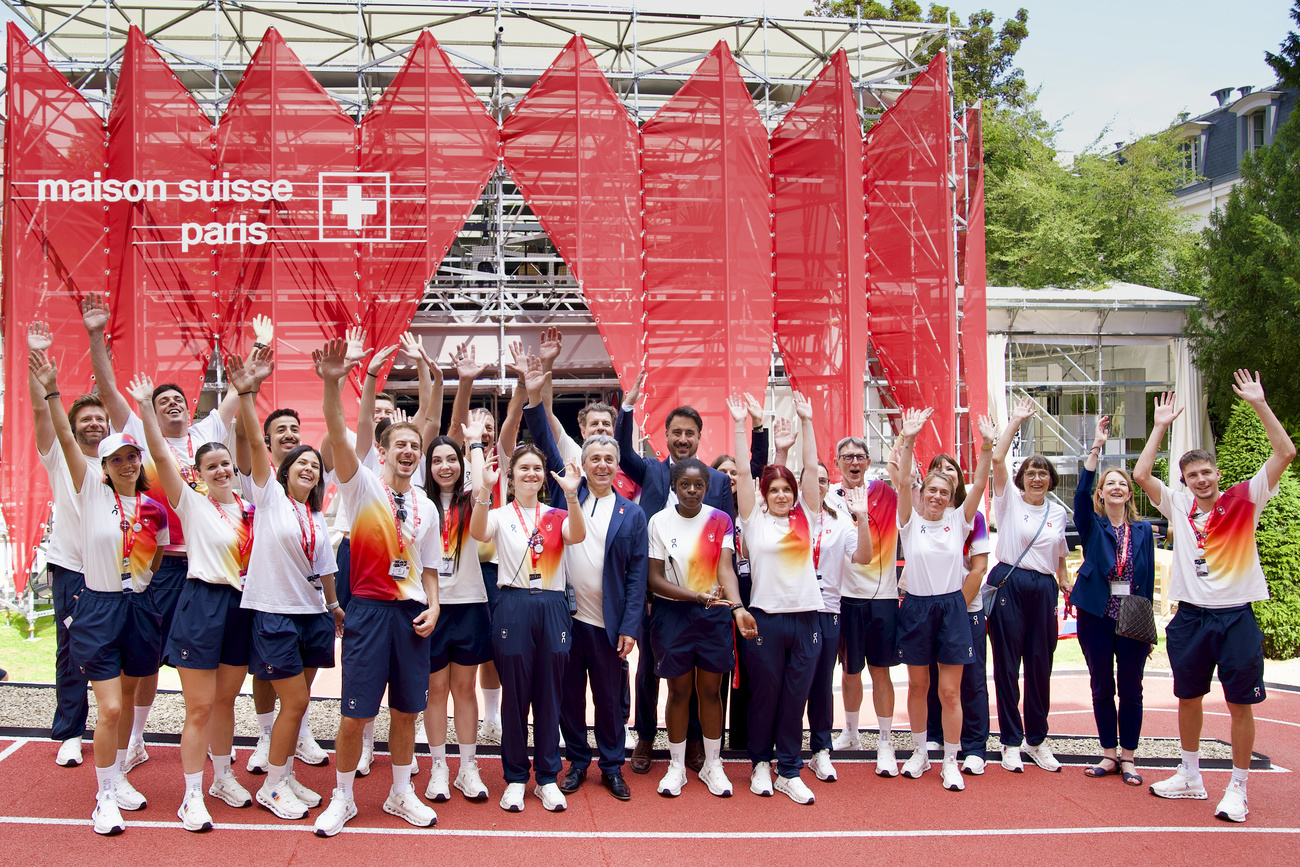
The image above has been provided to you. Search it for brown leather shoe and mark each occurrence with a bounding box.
[630,738,653,774]
[686,739,705,773]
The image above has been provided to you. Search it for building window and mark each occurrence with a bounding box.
[1178,139,1201,183]
[1250,111,1266,152]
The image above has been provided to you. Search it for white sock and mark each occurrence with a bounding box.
[362,719,376,748]
[911,731,927,752]
[668,739,686,767]
[337,769,356,799]
[184,771,204,794]
[298,714,313,740]
[944,741,960,762]
[283,755,295,780]
[392,761,413,794]
[844,711,860,737]
[95,763,119,794]
[268,762,288,785]
[703,736,722,764]
[877,716,892,740]
[116,748,129,773]
[211,754,232,779]
[1231,766,1249,791]
[430,744,447,763]
[130,706,150,744]
[460,743,477,764]
[257,712,275,737]
[483,688,502,725]
[1181,749,1201,779]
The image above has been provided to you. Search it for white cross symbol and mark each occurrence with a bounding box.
[331,184,377,230]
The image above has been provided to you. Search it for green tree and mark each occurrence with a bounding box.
[810,2,1030,107]
[1266,1,1300,88]
[1215,401,1300,659]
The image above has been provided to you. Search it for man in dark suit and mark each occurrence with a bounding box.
[523,365,647,801]
[614,369,739,772]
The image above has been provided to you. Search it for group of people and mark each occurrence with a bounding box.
[28,302,1292,836]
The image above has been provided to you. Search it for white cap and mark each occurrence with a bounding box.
[97,432,144,461]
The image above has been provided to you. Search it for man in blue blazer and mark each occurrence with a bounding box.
[522,369,648,801]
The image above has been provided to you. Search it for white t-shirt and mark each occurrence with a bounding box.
[338,467,440,605]
[813,509,858,615]
[899,506,974,597]
[77,481,169,593]
[432,491,488,605]
[240,477,338,614]
[992,482,1069,575]
[964,511,993,613]
[173,485,253,589]
[1156,468,1276,608]
[123,410,227,553]
[564,492,616,628]
[39,444,99,572]
[741,501,823,613]
[647,504,735,599]
[483,501,569,592]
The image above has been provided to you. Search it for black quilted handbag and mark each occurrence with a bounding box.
[1115,595,1158,644]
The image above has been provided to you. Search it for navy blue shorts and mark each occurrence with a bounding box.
[250,611,336,680]
[151,555,188,665]
[430,602,493,672]
[1166,603,1266,705]
[649,598,735,678]
[69,588,162,681]
[165,579,252,669]
[839,595,899,672]
[340,597,431,718]
[897,591,974,667]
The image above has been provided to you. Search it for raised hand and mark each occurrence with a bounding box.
[27,321,52,352]
[252,314,274,346]
[552,458,583,497]
[398,332,427,365]
[1093,415,1111,445]
[539,326,562,367]
[461,417,486,443]
[1152,392,1183,427]
[726,393,748,422]
[772,417,797,452]
[523,351,549,398]
[343,326,369,368]
[1010,396,1036,423]
[792,391,813,421]
[1231,369,1266,405]
[454,340,488,381]
[81,292,110,333]
[391,407,409,425]
[126,373,154,405]
[223,353,259,395]
[367,343,399,377]
[505,339,528,381]
[313,338,355,382]
[845,483,871,519]
[625,365,646,406]
[481,452,500,491]
[899,407,933,439]
[28,349,58,392]
[744,392,764,427]
[977,414,998,446]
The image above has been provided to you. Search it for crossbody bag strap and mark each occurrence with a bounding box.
[997,508,1050,587]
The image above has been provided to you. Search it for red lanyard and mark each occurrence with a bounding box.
[513,500,544,569]
[291,498,316,563]
[209,493,254,569]
[385,485,419,555]
[1113,521,1131,574]
[114,490,142,565]
[440,504,458,556]
[1188,510,1211,550]
[813,513,827,569]
[168,435,197,488]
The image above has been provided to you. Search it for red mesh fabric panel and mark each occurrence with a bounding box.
[502,35,644,388]
[642,42,774,460]
[360,30,497,380]
[772,51,867,455]
[866,53,955,459]
[962,106,988,463]
[2,24,108,589]
[106,26,215,408]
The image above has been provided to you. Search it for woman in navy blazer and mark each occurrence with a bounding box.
[1071,416,1155,787]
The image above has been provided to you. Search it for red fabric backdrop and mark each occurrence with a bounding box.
[961,106,988,466]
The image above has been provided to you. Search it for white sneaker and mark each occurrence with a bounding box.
[809,749,837,782]
[534,782,567,812]
[774,774,815,805]
[875,743,899,777]
[900,750,931,779]
[455,760,490,801]
[1001,745,1025,773]
[246,732,271,774]
[425,760,451,802]
[296,731,330,766]
[257,777,309,819]
[1149,768,1208,800]
[698,759,733,797]
[114,774,147,811]
[93,791,126,835]
[356,739,374,777]
[499,781,526,812]
[208,773,253,808]
[657,762,687,797]
[56,737,83,767]
[284,772,322,808]
[177,789,214,832]
[941,757,965,791]
[925,740,941,752]
[480,720,503,741]
[384,787,437,827]
[831,729,862,751]
[749,761,774,796]
[1023,741,1062,773]
[313,789,357,837]
[962,755,986,776]
[1215,780,1249,822]
[122,740,149,773]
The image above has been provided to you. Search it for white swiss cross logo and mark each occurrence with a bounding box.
[318,172,390,241]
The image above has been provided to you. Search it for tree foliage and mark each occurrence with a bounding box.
[1215,402,1300,659]
[1266,1,1300,89]
[810,2,1029,107]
